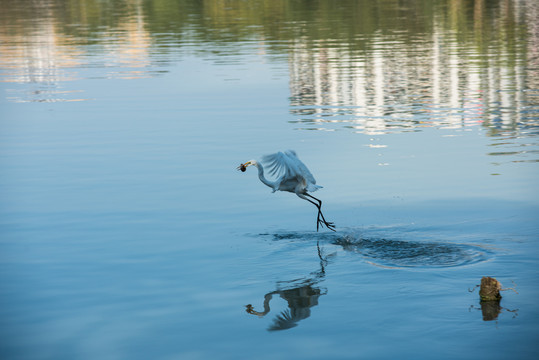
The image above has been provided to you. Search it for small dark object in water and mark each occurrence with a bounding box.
[479,276,502,301]
[238,163,247,172]
[469,277,519,321]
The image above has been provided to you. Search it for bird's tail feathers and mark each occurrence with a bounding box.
[307,184,323,192]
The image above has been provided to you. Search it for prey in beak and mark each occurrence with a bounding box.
[237,163,247,172]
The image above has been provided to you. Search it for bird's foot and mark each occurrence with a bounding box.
[324,220,336,232]
[317,217,336,232]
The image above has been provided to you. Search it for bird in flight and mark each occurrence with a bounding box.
[237,150,335,231]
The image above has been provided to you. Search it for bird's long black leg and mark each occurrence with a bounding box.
[309,198,325,230]
[305,194,324,220]
[303,194,336,232]
[300,196,324,231]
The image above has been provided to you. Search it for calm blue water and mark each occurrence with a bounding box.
[1,1,538,359]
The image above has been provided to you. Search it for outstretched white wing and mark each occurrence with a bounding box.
[261,150,318,187]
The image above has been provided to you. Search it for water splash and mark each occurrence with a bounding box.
[333,234,491,268]
[265,231,492,269]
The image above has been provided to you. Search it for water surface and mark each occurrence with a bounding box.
[1,1,538,359]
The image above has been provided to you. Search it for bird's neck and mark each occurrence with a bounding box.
[254,162,277,190]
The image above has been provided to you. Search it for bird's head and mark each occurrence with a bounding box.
[237,160,256,172]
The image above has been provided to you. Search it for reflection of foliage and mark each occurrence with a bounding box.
[0,0,532,55]
[1,0,536,137]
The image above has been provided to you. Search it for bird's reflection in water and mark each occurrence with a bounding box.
[245,282,326,331]
[246,242,328,331]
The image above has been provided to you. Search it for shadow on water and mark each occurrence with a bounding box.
[263,230,492,269]
[245,250,327,331]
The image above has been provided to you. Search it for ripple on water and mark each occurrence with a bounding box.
[265,232,492,269]
[332,235,491,268]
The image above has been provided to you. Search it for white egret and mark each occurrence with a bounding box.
[238,150,335,231]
